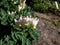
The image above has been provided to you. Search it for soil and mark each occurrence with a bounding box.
[33,12,60,45]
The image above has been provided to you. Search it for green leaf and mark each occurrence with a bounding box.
[15,32,22,40]
[11,31,17,42]
[26,39,32,45]
[22,36,26,45]
[0,39,2,45]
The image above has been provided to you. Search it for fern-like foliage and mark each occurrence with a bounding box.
[0,0,40,45]
[26,0,60,12]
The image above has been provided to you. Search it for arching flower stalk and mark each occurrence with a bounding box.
[14,16,39,29]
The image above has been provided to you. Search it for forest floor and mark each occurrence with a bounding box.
[33,12,60,45]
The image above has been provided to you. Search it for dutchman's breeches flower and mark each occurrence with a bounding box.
[32,18,39,28]
[14,16,39,28]
[8,11,16,15]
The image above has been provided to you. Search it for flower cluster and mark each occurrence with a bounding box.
[18,0,26,11]
[14,16,39,28]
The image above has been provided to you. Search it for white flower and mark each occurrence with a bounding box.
[23,17,26,20]
[55,1,59,9]
[8,11,10,15]
[14,2,17,4]
[19,16,22,21]
[18,5,22,11]
[11,11,15,14]
[26,16,30,22]
[14,1,18,4]
[29,16,32,22]
[8,11,16,15]
[32,18,39,28]
[14,19,18,23]
[14,16,39,28]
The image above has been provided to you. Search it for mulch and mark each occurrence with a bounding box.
[33,12,60,45]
